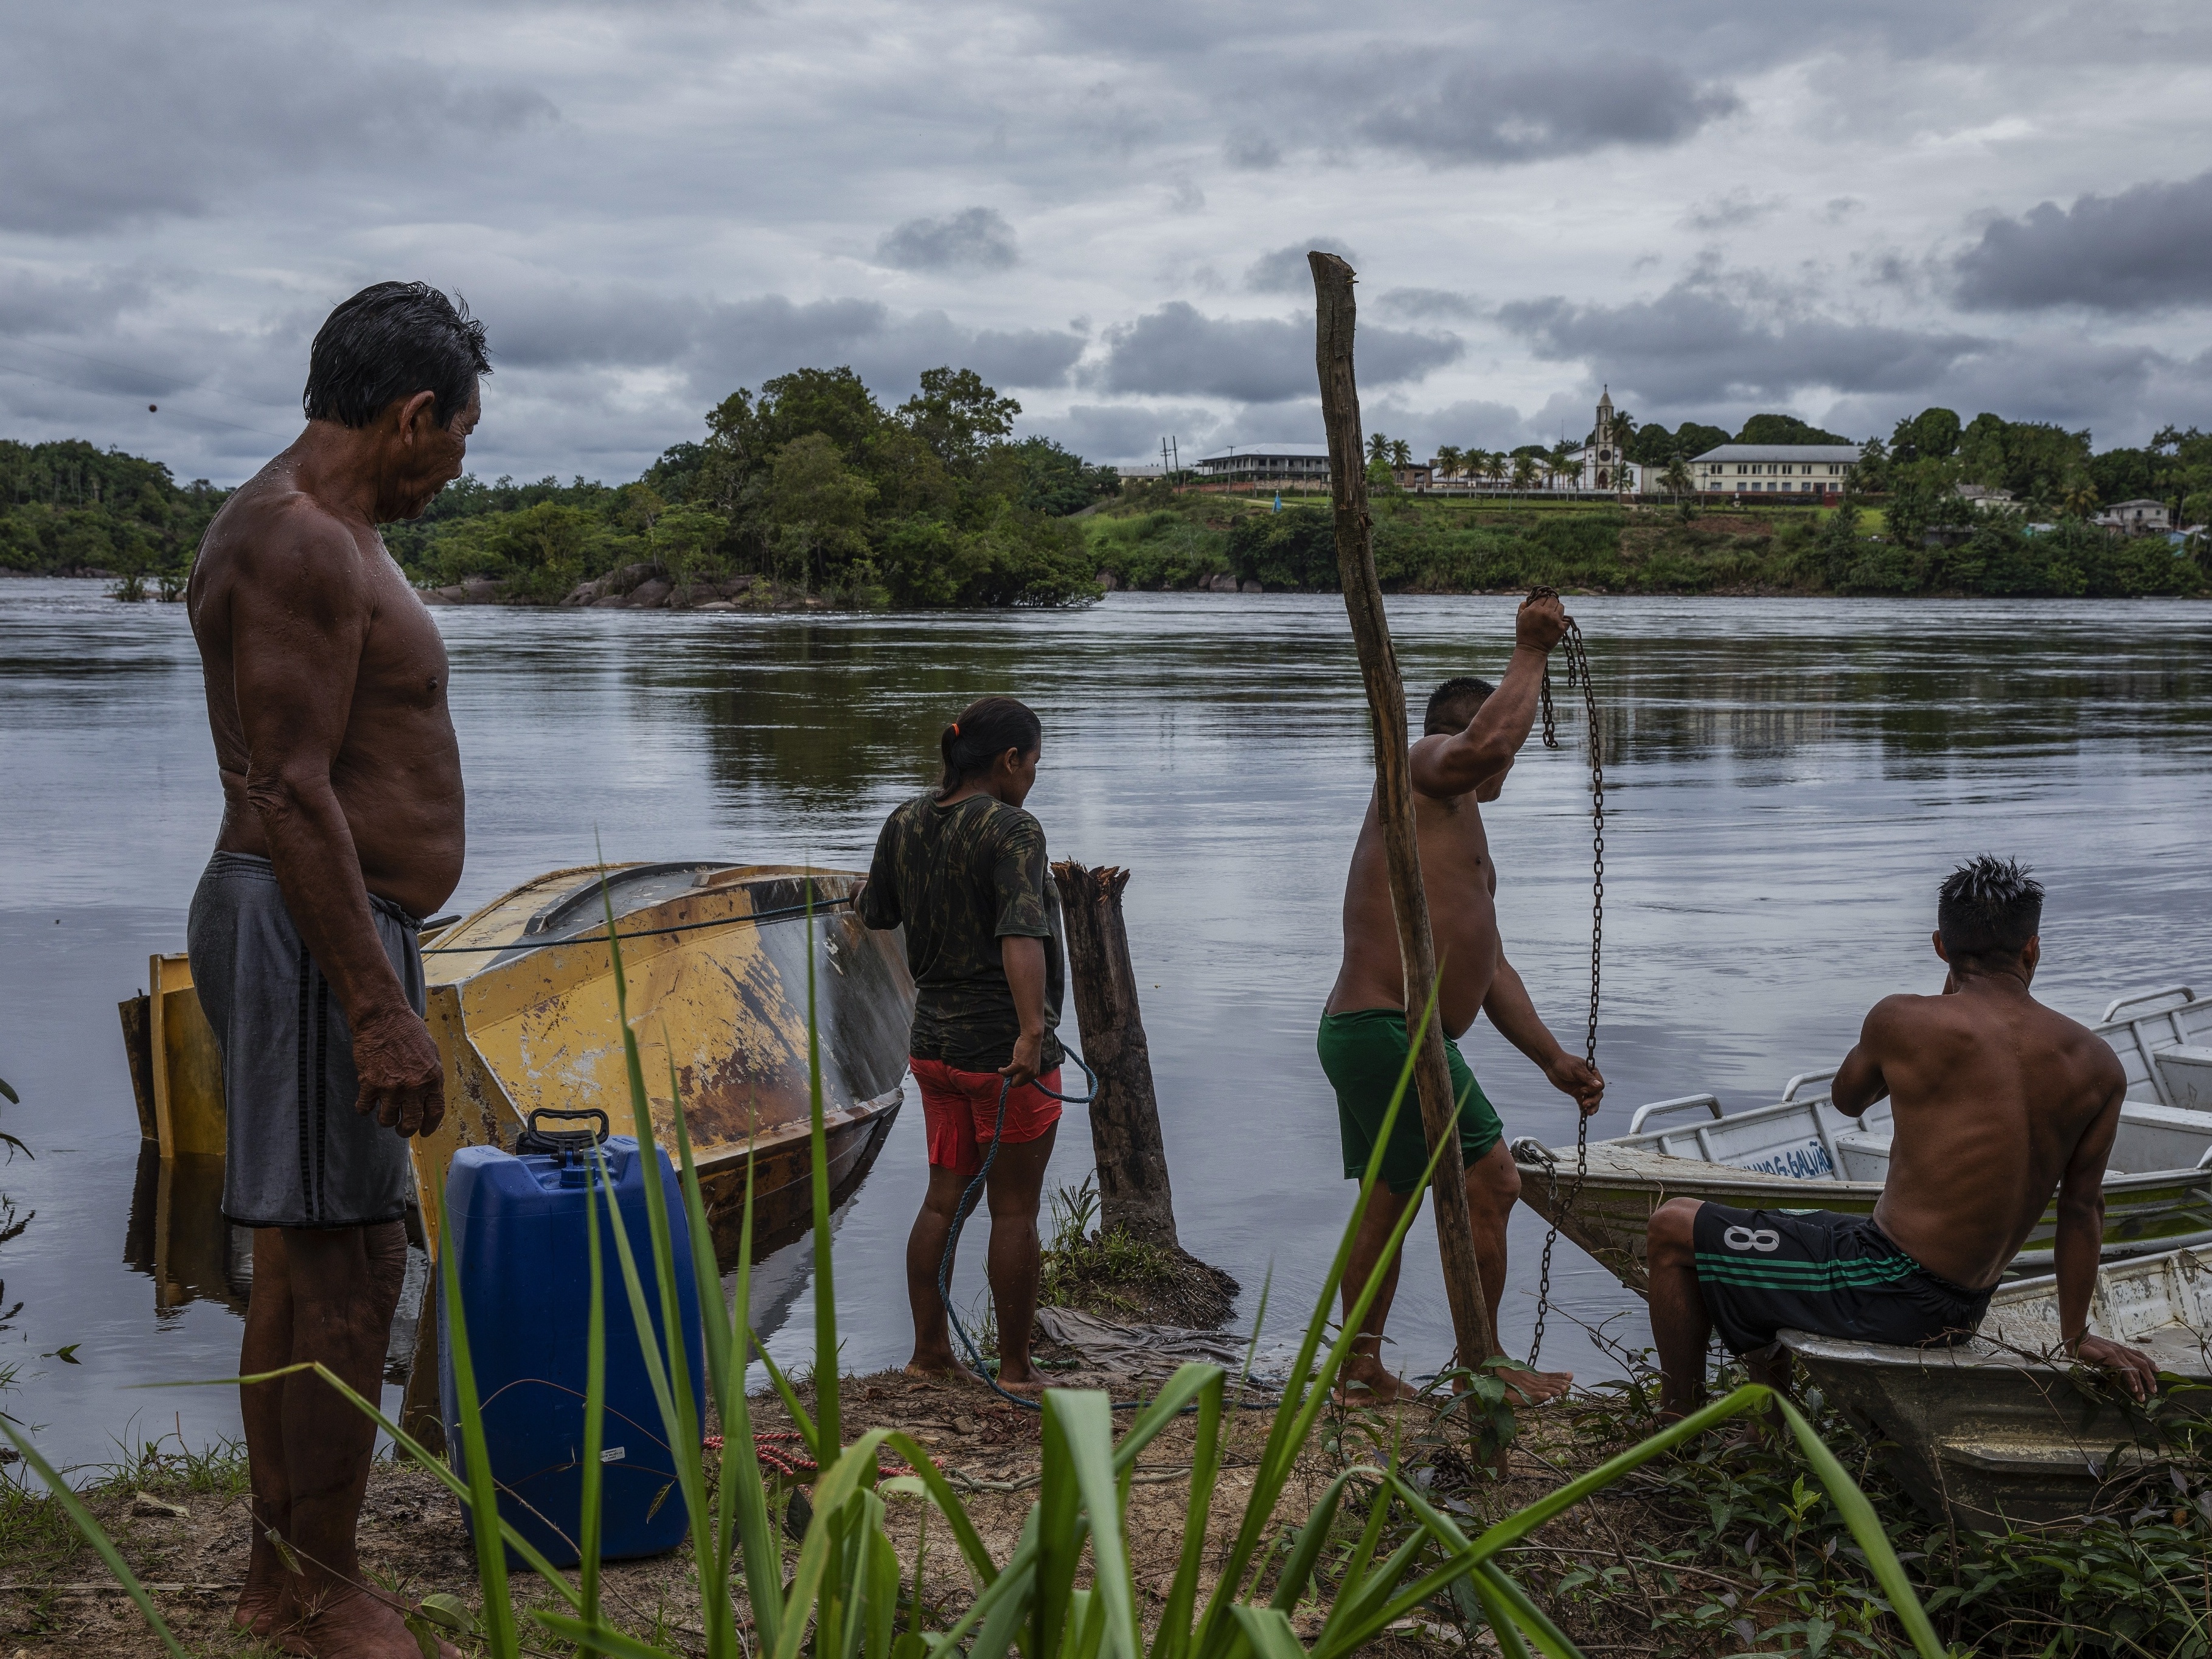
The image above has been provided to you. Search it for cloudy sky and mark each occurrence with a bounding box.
[5,1,2211,485]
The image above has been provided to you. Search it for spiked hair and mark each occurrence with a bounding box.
[1936,855,2043,963]
[1424,675,1497,736]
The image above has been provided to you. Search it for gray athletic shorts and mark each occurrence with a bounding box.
[186,852,423,1229]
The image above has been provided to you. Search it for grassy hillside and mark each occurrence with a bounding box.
[1085,489,2210,599]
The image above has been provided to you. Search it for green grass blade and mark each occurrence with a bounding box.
[1113,1362,1218,1468]
[1149,1370,1226,1659]
[663,1045,734,1658]
[1265,1472,1356,1615]
[1049,1391,1141,1659]
[0,1419,191,1658]
[726,1149,787,1655]
[865,1506,902,1659]
[535,1610,687,1659]
[751,1327,820,1458]
[805,877,841,1461]
[1463,1570,1536,1659]
[1034,1391,1087,1655]
[439,1208,523,1658]
[1195,997,1451,1659]
[1470,1563,1580,1659]
[1228,1606,1311,1659]
[580,1144,610,1655]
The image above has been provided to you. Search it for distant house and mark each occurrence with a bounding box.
[1116,464,1166,481]
[1953,484,2017,510]
[1394,463,1434,488]
[1191,443,1332,484]
[2096,499,2174,535]
[1691,443,1862,496]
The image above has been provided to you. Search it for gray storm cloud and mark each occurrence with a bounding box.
[1953,171,2212,313]
[1098,302,1461,403]
[1498,281,1989,406]
[1357,53,1739,164]
[876,209,1021,273]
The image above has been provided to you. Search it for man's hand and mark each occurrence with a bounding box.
[1000,1031,1044,1093]
[1544,1052,1605,1116]
[2073,1332,2160,1401]
[354,1006,446,1138]
[1516,592,1569,653]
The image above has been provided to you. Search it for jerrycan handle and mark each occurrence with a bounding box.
[514,1107,612,1160]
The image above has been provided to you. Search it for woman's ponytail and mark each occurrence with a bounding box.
[937,696,1042,794]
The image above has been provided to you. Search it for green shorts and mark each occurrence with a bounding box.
[1317,1008,1503,1195]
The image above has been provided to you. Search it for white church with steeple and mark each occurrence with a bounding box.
[1565,387,1642,493]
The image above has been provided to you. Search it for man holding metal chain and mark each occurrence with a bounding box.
[1319,592,1605,1405]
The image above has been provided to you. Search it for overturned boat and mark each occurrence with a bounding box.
[120,861,915,1267]
[1514,983,2212,1293]
[1782,1246,2212,1530]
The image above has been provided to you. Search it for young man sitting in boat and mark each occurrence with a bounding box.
[1321,591,1606,1405]
[1646,855,2162,1419]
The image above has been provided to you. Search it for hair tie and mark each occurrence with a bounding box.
[951,722,960,737]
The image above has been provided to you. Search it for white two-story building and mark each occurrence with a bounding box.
[1692,444,1862,496]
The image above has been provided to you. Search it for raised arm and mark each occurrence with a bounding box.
[2057,1060,2158,1399]
[229,510,443,1135]
[1409,593,1567,801]
[1484,955,1603,1115]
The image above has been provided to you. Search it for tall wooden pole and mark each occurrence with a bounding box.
[1310,250,1500,1372]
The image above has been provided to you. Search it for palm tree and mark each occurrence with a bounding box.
[1548,440,1579,492]
[2060,475,2100,520]
[1484,451,1508,490]
[1662,456,1694,499]
[1435,445,1464,484]
[1511,454,1537,491]
[1388,438,1413,470]
[1366,431,1390,465]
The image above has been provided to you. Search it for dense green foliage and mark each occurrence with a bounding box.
[0,439,226,592]
[1088,493,2211,597]
[393,365,1118,607]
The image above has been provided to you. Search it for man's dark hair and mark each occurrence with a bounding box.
[1936,855,2043,962]
[304,282,490,430]
[939,695,1042,793]
[1424,675,1496,736]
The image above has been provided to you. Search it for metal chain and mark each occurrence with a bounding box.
[1525,586,1603,1368]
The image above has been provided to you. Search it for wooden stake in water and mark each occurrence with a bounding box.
[1309,249,1500,1376]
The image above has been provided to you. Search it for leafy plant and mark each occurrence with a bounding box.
[0,894,1950,1659]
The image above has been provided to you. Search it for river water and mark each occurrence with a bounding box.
[2,577,2208,1471]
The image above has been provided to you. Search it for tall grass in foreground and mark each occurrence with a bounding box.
[1,886,1950,1658]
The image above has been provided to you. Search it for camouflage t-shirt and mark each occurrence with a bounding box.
[857,792,1066,1073]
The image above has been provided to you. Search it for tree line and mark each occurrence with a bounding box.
[2,365,1122,607]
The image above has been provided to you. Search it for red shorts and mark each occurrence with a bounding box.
[911,1056,1063,1175]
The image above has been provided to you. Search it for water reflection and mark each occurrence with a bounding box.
[2,583,2210,1466]
[122,1148,251,1315]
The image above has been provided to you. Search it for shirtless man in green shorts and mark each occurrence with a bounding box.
[1320,593,1605,1404]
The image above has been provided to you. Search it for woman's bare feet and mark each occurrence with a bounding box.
[905,1358,984,1386]
[991,1368,1049,1396]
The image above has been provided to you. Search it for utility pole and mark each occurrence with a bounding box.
[1308,250,1498,1379]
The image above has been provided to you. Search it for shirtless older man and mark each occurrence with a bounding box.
[1647,856,2160,1418]
[186,282,485,1658]
[1321,593,1606,1405]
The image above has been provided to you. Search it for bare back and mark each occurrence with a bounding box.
[1327,734,1500,1038]
[188,459,465,919]
[1844,980,2126,1290]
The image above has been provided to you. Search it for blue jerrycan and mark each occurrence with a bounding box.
[439,1108,708,1566]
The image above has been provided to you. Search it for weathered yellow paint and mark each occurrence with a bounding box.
[148,953,226,1160]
